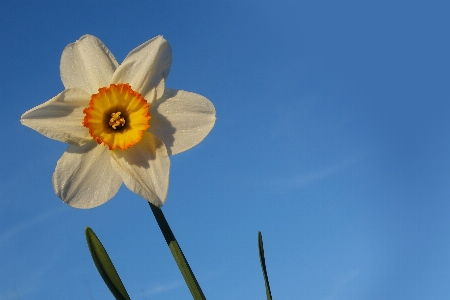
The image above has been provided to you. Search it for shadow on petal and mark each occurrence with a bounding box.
[150,90,177,155]
[113,132,168,168]
[65,140,99,154]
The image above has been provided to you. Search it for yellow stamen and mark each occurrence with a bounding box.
[83,83,151,150]
[109,112,126,129]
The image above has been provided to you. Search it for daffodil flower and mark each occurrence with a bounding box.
[21,35,216,208]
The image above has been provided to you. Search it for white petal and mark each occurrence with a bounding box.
[60,34,119,94]
[110,132,169,207]
[112,36,171,104]
[52,141,122,208]
[20,88,92,146]
[149,89,216,155]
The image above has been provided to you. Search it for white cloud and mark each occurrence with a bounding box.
[139,280,184,298]
[0,248,61,299]
[0,206,65,248]
[323,269,360,300]
[271,157,362,191]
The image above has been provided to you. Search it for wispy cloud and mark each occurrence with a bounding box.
[138,270,216,298]
[0,206,65,248]
[323,269,360,300]
[0,248,61,299]
[271,157,362,191]
[139,280,184,298]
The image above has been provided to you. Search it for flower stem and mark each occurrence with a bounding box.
[258,231,273,300]
[148,202,206,300]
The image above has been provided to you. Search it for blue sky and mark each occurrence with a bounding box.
[1,0,449,299]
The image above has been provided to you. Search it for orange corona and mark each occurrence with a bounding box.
[83,83,151,150]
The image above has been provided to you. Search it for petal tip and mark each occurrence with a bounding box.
[77,34,98,42]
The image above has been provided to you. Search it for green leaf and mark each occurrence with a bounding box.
[149,203,206,300]
[85,227,131,300]
[258,231,273,300]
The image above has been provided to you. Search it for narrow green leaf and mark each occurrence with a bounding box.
[85,227,131,300]
[149,203,206,300]
[258,231,273,300]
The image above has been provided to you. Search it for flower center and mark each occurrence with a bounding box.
[83,83,151,150]
[109,112,126,129]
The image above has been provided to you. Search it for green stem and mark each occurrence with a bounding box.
[149,202,206,300]
[258,231,273,300]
